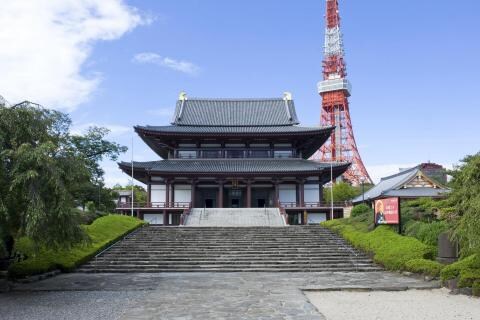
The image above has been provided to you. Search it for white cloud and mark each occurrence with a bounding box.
[71,122,131,137]
[0,0,147,111]
[133,52,200,75]
[102,161,133,187]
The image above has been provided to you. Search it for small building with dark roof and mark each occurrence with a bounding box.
[119,92,350,225]
[352,164,450,204]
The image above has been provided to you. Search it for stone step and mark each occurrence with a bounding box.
[92,254,370,260]
[76,225,380,273]
[79,262,380,269]
[77,267,382,273]
[101,252,362,257]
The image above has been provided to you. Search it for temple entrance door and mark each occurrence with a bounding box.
[226,188,243,208]
[205,199,214,208]
[251,188,273,208]
[257,199,266,208]
[195,188,217,208]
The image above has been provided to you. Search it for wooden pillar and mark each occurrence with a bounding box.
[273,179,280,207]
[246,179,252,208]
[165,180,170,208]
[191,179,196,207]
[147,179,151,206]
[163,209,168,225]
[218,179,224,208]
[319,177,323,204]
[299,179,305,207]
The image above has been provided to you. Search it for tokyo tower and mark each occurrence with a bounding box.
[311,0,373,185]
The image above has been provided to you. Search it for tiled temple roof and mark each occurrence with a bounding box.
[135,125,332,135]
[352,166,450,203]
[171,98,300,126]
[119,159,350,181]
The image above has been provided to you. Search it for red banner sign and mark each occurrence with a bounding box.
[374,197,400,225]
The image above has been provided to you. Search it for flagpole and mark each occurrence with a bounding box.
[131,135,134,217]
[330,161,334,220]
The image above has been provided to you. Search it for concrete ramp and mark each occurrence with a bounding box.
[185,208,286,227]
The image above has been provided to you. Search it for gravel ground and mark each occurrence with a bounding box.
[0,291,147,320]
[306,288,480,320]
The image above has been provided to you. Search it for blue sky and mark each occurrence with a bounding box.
[1,0,479,185]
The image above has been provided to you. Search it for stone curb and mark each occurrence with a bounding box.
[0,279,10,293]
[13,269,62,284]
[301,285,442,293]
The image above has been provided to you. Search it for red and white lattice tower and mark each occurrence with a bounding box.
[311,0,372,185]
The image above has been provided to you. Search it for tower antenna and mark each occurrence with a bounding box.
[311,0,372,185]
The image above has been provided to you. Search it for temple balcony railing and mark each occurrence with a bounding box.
[279,201,352,209]
[116,202,192,210]
[175,148,298,159]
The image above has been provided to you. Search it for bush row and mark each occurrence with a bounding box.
[322,219,442,276]
[440,254,480,289]
[9,215,145,278]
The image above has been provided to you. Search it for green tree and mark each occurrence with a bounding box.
[69,127,127,212]
[0,102,127,261]
[448,153,480,256]
[72,181,119,212]
[113,184,147,203]
[70,127,127,181]
[0,102,88,256]
[323,182,357,202]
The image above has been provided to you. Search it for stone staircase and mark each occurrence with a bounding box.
[77,226,382,273]
[185,208,286,227]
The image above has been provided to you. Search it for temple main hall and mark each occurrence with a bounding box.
[118,92,350,225]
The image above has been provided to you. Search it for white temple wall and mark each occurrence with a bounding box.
[151,184,166,203]
[304,184,320,203]
[174,185,192,203]
[279,184,296,203]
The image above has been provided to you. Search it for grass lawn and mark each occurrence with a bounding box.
[9,215,145,278]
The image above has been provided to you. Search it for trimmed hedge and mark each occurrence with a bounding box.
[440,254,480,290]
[458,269,480,288]
[473,280,480,297]
[9,215,145,278]
[405,259,444,277]
[440,254,479,281]
[322,219,437,272]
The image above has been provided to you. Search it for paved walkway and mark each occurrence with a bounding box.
[2,272,439,320]
[186,208,286,227]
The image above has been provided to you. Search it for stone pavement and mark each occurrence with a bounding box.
[5,272,440,320]
[186,208,286,227]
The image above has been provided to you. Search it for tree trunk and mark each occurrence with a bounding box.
[0,235,14,270]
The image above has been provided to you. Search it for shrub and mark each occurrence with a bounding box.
[405,259,444,277]
[473,280,480,297]
[9,215,145,278]
[404,221,450,246]
[400,198,447,229]
[322,220,436,271]
[440,254,480,281]
[86,201,96,213]
[351,204,371,218]
[458,268,480,288]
